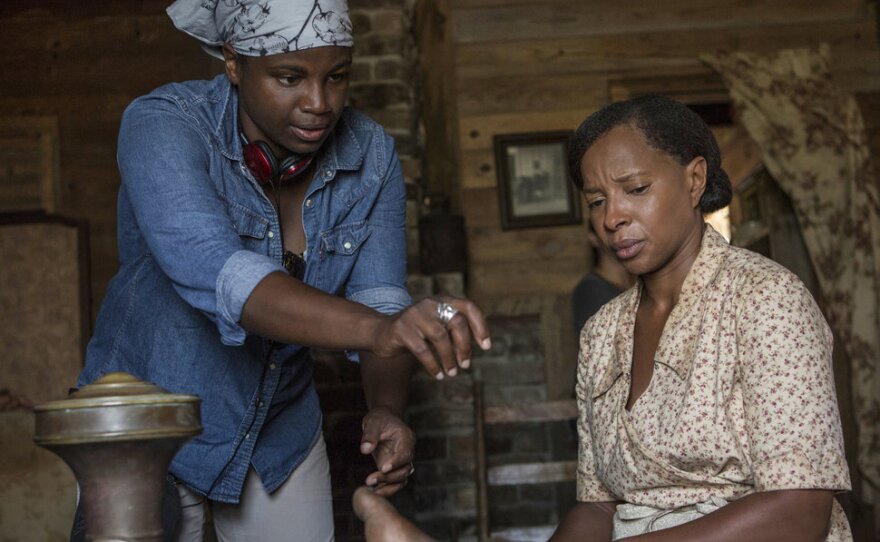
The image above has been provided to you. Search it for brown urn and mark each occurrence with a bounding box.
[33,372,202,542]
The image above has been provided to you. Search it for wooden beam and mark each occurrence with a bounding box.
[414,0,462,207]
[452,0,867,44]
[484,399,577,424]
[488,460,577,485]
[455,19,876,78]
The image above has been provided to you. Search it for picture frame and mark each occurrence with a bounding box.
[493,131,581,230]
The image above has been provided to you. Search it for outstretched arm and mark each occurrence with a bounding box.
[241,271,386,354]
[119,100,491,378]
[242,279,490,378]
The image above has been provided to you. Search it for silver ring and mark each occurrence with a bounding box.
[436,302,459,326]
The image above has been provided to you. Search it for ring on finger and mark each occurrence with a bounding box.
[436,302,459,326]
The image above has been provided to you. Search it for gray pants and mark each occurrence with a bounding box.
[176,435,334,542]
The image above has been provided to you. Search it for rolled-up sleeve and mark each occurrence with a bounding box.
[737,273,851,492]
[348,286,411,316]
[215,250,284,345]
[118,98,283,345]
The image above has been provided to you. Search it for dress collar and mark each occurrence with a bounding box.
[591,224,730,399]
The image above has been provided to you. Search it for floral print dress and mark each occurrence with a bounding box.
[576,225,852,540]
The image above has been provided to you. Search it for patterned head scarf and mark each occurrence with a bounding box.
[167,0,353,59]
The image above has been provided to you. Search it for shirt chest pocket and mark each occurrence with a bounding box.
[227,201,270,251]
[318,221,372,292]
[320,220,371,258]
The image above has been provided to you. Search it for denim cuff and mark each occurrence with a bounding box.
[344,286,413,362]
[216,250,285,346]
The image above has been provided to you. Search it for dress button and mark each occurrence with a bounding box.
[343,241,352,250]
[267,231,274,239]
[305,198,313,208]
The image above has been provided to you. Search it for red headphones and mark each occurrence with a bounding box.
[242,139,314,186]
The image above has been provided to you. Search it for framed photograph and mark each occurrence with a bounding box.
[494,131,581,230]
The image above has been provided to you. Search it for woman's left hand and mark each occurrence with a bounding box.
[360,406,416,496]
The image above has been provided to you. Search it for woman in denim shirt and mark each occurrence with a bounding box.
[75,1,490,540]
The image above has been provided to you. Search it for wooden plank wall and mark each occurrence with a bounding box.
[442,0,880,304]
[1,1,219,319]
[3,0,878,330]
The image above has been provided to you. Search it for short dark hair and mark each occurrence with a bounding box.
[568,95,732,214]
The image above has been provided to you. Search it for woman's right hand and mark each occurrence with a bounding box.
[371,297,491,379]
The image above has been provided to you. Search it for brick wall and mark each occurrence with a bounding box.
[403,312,577,541]
[349,0,424,268]
[313,0,425,540]
[314,2,577,540]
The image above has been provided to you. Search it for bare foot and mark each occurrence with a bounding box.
[353,486,436,542]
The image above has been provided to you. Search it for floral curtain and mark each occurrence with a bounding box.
[701,45,880,507]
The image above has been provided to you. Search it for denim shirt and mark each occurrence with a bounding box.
[79,75,412,503]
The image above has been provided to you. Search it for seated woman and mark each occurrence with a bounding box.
[352,95,851,542]
[551,95,851,541]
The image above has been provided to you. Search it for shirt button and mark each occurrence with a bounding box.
[259,400,264,407]
[269,363,276,370]
[343,241,352,250]
[267,231,274,239]
[244,433,250,440]
[305,198,313,208]
[324,170,332,179]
